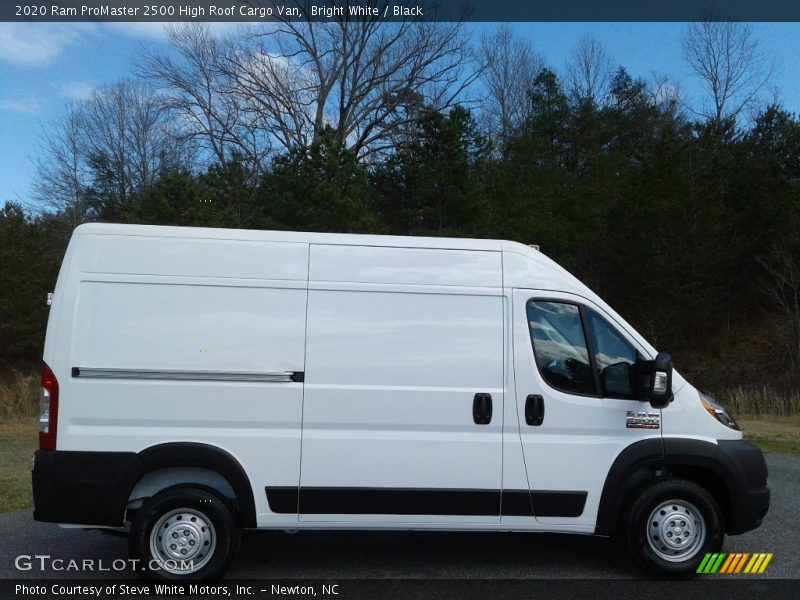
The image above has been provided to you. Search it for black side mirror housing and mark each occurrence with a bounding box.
[645,352,673,409]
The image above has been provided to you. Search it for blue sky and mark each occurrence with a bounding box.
[1,22,799,209]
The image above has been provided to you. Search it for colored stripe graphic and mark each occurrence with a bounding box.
[697,553,713,573]
[758,554,773,573]
[711,553,726,573]
[744,553,774,573]
[719,553,737,573]
[733,553,750,573]
[747,554,764,573]
[699,552,772,574]
[697,553,726,573]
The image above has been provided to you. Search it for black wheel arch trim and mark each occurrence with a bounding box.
[136,442,257,528]
[595,437,769,536]
[594,437,664,536]
[32,443,257,528]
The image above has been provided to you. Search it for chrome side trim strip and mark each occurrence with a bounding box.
[71,367,303,383]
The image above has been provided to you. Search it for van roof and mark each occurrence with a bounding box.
[70,223,580,297]
[73,222,526,253]
[70,222,658,359]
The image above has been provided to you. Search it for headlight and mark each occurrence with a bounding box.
[699,392,739,430]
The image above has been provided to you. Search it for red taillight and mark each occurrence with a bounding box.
[39,362,59,451]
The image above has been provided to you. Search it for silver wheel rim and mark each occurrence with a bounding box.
[646,499,706,562]
[149,508,216,574]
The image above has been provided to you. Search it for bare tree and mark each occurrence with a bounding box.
[32,103,89,230]
[478,26,544,145]
[140,6,478,167]
[682,20,773,124]
[137,23,271,171]
[33,81,183,226]
[80,81,180,207]
[234,12,478,157]
[566,35,613,106]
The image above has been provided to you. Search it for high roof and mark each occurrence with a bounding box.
[70,222,659,359]
[75,222,513,252]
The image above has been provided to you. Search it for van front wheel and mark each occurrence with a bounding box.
[624,478,724,579]
[129,486,240,581]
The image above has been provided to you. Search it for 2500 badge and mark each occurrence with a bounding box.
[626,410,660,429]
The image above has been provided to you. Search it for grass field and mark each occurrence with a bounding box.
[0,415,797,514]
[737,415,800,456]
[0,370,38,420]
[0,420,37,513]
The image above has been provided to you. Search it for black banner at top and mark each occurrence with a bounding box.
[3,0,800,23]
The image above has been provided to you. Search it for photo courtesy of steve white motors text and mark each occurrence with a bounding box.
[14,582,339,597]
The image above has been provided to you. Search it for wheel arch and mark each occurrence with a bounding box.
[130,442,257,528]
[128,468,237,508]
[595,437,737,536]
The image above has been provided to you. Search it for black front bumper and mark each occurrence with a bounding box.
[32,449,142,526]
[716,440,770,535]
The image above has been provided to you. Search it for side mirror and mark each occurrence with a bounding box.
[646,351,673,409]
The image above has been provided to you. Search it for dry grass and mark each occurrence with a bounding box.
[713,388,800,454]
[738,415,800,456]
[0,420,37,513]
[0,369,39,420]
[716,386,800,417]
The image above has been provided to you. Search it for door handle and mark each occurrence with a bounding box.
[525,394,545,426]
[473,393,492,425]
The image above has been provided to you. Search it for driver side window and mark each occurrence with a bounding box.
[527,300,639,399]
[527,301,597,395]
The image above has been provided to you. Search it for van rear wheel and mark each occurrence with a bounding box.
[129,486,240,581]
[624,478,723,579]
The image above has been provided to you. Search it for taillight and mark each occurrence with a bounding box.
[39,362,59,451]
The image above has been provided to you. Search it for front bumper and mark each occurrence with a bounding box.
[717,440,770,535]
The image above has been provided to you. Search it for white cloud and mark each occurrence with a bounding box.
[0,23,96,67]
[0,22,247,68]
[654,82,679,104]
[0,96,44,115]
[0,22,172,68]
[60,81,95,101]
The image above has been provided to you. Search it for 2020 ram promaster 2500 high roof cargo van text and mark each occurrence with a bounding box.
[32,224,769,580]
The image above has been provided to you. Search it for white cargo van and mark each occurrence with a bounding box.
[33,223,769,579]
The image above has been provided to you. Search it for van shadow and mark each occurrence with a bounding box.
[233,529,641,579]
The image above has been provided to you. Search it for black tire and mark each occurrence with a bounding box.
[624,478,724,579]
[129,486,240,581]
